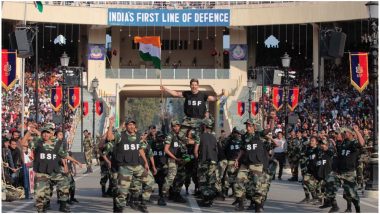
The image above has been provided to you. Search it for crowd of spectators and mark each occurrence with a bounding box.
[2,61,78,200]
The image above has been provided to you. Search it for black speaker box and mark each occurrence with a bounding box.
[328,32,346,58]
[14,29,34,58]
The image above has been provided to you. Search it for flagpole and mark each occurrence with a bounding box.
[21,2,27,137]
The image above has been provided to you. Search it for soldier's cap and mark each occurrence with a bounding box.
[46,122,56,129]
[244,118,260,125]
[171,120,181,126]
[239,129,246,135]
[125,118,136,124]
[232,127,239,133]
[41,124,54,133]
[202,118,213,128]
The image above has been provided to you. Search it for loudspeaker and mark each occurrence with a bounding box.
[8,32,18,50]
[320,31,346,58]
[14,29,34,58]
[328,32,346,58]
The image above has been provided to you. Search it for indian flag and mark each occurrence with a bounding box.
[134,36,161,69]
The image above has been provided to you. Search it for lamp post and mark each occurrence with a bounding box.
[91,77,99,142]
[247,77,254,120]
[365,1,378,192]
[281,53,291,139]
[60,52,70,142]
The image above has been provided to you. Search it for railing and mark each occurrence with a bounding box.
[105,68,230,79]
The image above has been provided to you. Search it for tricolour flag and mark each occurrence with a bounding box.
[251,102,259,116]
[272,87,283,111]
[68,87,80,111]
[51,86,63,112]
[349,52,369,93]
[2,49,17,91]
[83,101,89,116]
[134,36,161,69]
[288,87,299,112]
[95,101,103,116]
[237,101,245,116]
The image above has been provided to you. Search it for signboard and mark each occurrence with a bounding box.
[108,9,230,26]
[230,44,247,61]
[88,44,105,60]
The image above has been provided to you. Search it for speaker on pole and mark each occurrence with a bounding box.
[328,32,347,58]
[14,29,34,58]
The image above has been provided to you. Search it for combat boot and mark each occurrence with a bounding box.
[255,202,264,213]
[44,200,51,210]
[319,198,332,209]
[70,188,79,203]
[129,197,140,211]
[235,198,244,211]
[215,191,225,201]
[185,185,189,195]
[157,197,167,206]
[246,199,255,210]
[83,167,91,174]
[288,176,298,182]
[231,198,239,205]
[101,185,107,197]
[59,201,71,213]
[173,192,186,203]
[138,200,149,213]
[89,166,93,173]
[353,200,360,213]
[328,199,340,213]
[344,199,352,213]
[298,195,310,204]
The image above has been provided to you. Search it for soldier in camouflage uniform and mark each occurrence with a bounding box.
[287,130,302,182]
[356,127,373,191]
[193,119,219,207]
[106,117,150,213]
[215,129,228,200]
[152,131,169,206]
[83,130,93,174]
[233,117,274,212]
[325,126,364,213]
[98,133,112,197]
[184,128,199,195]
[21,124,81,213]
[224,127,243,202]
[163,120,188,203]
[315,139,333,209]
[94,134,101,166]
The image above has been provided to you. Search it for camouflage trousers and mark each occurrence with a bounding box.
[303,173,319,199]
[356,159,369,187]
[162,159,186,195]
[154,165,168,197]
[100,161,111,187]
[114,165,145,209]
[84,148,93,168]
[198,161,218,199]
[130,169,155,201]
[110,172,118,197]
[216,159,227,193]
[289,160,300,178]
[180,117,202,144]
[326,170,360,203]
[184,160,198,190]
[262,159,278,202]
[35,172,70,212]
[234,164,267,204]
[223,160,238,193]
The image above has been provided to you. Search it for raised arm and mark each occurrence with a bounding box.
[160,85,183,97]
[353,125,365,146]
[107,117,115,141]
[207,89,225,102]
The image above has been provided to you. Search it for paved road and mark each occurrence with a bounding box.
[2,165,378,213]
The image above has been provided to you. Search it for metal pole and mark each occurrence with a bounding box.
[80,68,84,153]
[92,92,96,142]
[262,68,265,126]
[284,68,288,139]
[115,83,119,128]
[317,24,322,131]
[35,26,38,123]
[248,82,252,120]
[366,20,378,191]
[62,69,66,142]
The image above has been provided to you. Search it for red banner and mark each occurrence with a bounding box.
[95,101,103,116]
[349,52,369,93]
[251,102,259,116]
[83,101,89,116]
[2,49,17,91]
[288,87,299,112]
[50,86,63,112]
[272,87,283,111]
[68,87,80,110]
[237,101,245,117]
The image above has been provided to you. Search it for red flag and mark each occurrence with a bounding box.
[237,101,245,117]
[2,49,17,91]
[288,87,299,112]
[95,101,103,116]
[349,52,369,93]
[272,87,283,111]
[50,86,63,112]
[68,87,80,111]
[83,101,89,116]
[251,102,259,116]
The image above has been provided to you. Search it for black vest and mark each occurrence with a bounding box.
[305,146,319,175]
[316,150,333,180]
[113,132,141,166]
[226,137,242,161]
[336,139,360,172]
[242,133,265,165]
[33,140,62,174]
[183,91,207,119]
[152,142,167,168]
[169,133,186,157]
[199,132,218,162]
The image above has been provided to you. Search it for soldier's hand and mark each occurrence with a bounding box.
[152,167,157,175]
[106,160,112,169]
[175,158,183,164]
[234,160,239,169]
[144,163,149,172]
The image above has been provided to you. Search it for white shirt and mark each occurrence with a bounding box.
[273,138,287,153]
